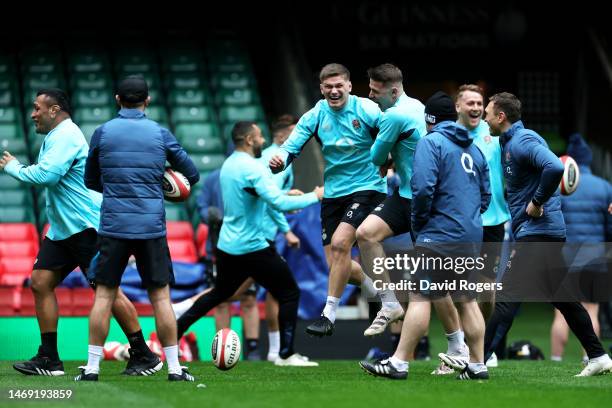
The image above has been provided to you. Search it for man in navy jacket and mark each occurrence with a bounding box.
[482,92,611,376]
[80,76,199,382]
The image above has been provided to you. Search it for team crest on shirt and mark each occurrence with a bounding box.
[484,135,492,144]
[351,203,360,210]
[352,119,361,130]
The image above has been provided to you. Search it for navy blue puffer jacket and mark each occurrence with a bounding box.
[85,108,199,239]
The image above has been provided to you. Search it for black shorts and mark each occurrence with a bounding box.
[411,247,478,300]
[91,236,174,288]
[480,223,506,279]
[371,189,412,235]
[320,190,386,245]
[34,228,98,281]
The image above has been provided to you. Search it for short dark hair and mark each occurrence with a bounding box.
[36,88,72,116]
[271,114,298,134]
[319,63,350,82]
[367,63,403,85]
[231,121,257,145]
[117,75,149,106]
[455,84,484,101]
[489,92,521,123]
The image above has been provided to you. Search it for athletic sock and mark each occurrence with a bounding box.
[322,296,340,323]
[246,339,259,354]
[361,275,379,299]
[172,298,195,320]
[40,332,59,360]
[468,362,487,372]
[268,331,280,357]
[84,345,103,374]
[389,355,408,372]
[446,330,466,355]
[127,330,152,356]
[551,355,563,362]
[164,345,181,375]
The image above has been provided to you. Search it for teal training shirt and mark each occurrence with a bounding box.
[218,151,318,255]
[259,143,293,241]
[279,95,386,198]
[471,121,511,227]
[370,93,425,199]
[4,118,101,240]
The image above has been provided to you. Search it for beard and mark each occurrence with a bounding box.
[254,145,263,158]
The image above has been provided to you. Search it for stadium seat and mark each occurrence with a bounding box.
[0,138,28,154]
[174,123,220,140]
[161,52,204,73]
[0,287,19,316]
[167,239,198,263]
[171,106,214,123]
[190,154,226,173]
[0,223,38,242]
[0,106,20,124]
[164,73,207,90]
[0,123,24,140]
[0,257,33,286]
[0,241,38,258]
[145,105,168,123]
[180,136,224,154]
[68,53,110,73]
[168,89,208,106]
[218,105,265,123]
[215,88,260,106]
[73,106,114,123]
[19,287,72,316]
[79,123,101,142]
[0,173,25,189]
[166,221,195,241]
[73,89,113,107]
[21,52,62,74]
[2,190,32,206]
[212,72,253,89]
[116,70,160,90]
[0,207,35,223]
[70,71,112,90]
[196,223,208,257]
[133,302,153,316]
[115,53,155,74]
[165,204,189,221]
[72,288,94,316]
[22,73,64,92]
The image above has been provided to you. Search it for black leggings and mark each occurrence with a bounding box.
[177,247,300,359]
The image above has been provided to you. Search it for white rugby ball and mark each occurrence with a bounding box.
[211,328,241,370]
[162,168,190,202]
[559,155,580,195]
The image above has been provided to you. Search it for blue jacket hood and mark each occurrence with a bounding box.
[433,121,473,147]
[566,133,593,166]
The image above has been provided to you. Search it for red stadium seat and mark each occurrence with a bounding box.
[167,239,198,263]
[72,288,94,316]
[196,223,208,257]
[0,257,34,286]
[0,241,38,258]
[166,221,194,241]
[0,223,38,243]
[0,287,19,316]
[133,302,154,316]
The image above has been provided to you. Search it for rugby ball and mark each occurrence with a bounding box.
[559,155,580,195]
[162,168,190,202]
[211,328,241,370]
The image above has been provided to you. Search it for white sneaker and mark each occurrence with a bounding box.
[431,363,455,375]
[438,348,470,371]
[486,352,498,368]
[575,354,612,377]
[274,354,319,367]
[363,307,404,336]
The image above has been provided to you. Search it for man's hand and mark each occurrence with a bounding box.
[608,202,612,215]
[0,151,16,171]
[287,188,304,196]
[313,186,324,201]
[284,231,300,249]
[269,155,285,174]
[379,154,393,177]
[526,201,543,218]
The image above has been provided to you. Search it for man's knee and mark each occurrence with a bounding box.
[30,270,57,295]
[330,236,352,255]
